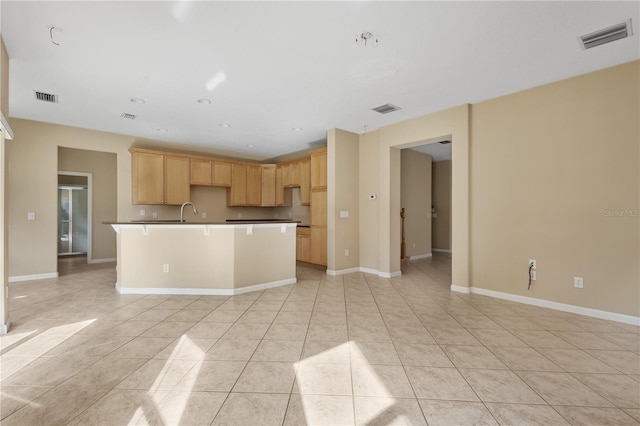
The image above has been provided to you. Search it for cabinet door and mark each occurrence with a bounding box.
[311,189,327,227]
[191,159,212,185]
[228,164,247,206]
[246,165,262,206]
[282,164,291,188]
[296,228,311,262]
[291,161,301,187]
[164,156,191,205]
[132,152,164,205]
[311,148,327,189]
[212,162,232,187]
[310,226,327,266]
[275,166,283,205]
[261,165,276,207]
[299,159,310,205]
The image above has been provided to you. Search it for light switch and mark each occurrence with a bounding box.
[27,212,35,221]
[340,210,349,218]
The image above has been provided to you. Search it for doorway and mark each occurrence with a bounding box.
[58,172,92,259]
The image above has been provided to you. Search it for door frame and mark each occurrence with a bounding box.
[58,171,93,263]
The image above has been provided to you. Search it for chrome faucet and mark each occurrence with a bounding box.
[180,202,198,223]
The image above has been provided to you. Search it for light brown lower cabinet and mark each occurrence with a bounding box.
[310,226,327,266]
[296,227,311,263]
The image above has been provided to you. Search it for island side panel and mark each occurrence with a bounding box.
[116,226,235,293]
[233,224,296,290]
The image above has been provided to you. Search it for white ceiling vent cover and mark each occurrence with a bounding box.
[33,91,58,103]
[372,103,401,114]
[580,19,633,49]
[120,113,137,120]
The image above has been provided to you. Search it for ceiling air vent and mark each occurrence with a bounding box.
[33,91,58,103]
[120,113,137,120]
[372,103,401,114]
[580,19,633,50]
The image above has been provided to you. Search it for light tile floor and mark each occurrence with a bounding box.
[1,254,639,425]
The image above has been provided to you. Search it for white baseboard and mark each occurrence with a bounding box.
[327,267,361,276]
[450,284,470,294]
[451,285,640,326]
[8,272,59,283]
[116,277,297,296]
[88,257,116,264]
[410,253,432,260]
[432,248,452,253]
[1,318,11,335]
[327,267,402,279]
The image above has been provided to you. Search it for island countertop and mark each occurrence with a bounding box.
[106,220,299,225]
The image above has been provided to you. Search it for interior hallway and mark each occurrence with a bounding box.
[1,254,639,425]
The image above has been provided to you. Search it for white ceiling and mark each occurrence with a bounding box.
[411,141,451,162]
[2,1,638,160]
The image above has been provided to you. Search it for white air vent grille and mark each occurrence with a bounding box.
[580,19,633,49]
[372,103,401,114]
[33,91,58,103]
[120,113,137,120]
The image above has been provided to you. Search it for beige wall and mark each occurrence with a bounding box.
[58,147,117,261]
[328,128,360,272]
[470,61,639,317]
[401,150,432,258]
[432,160,452,251]
[359,130,380,271]
[363,104,470,280]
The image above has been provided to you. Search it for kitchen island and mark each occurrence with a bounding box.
[109,221,297,295]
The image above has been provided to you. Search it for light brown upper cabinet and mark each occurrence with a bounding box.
[261,165,276,207]
[280,160,305,188]
[190,159,212,185]
[291,161,301,187]
[191,159,232,187]
[246,165,262,206]
[164,156,191,205]
[132,151,164,204]
[310,147,327,189]
[131,149,190,205]
[299,159,310,205]
[275,166,292,207]
[212,161,232,187]
[228,163,247,206]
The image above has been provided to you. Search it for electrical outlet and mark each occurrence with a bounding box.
[574,277,583,288]
[201,212,207,219]
[531,271,537,280]
[152,212,158,219]
[27,212,35,221]
[163,264,169,273]
[345,249,350,257]
[139,209,146,217]
[529,259,536,269]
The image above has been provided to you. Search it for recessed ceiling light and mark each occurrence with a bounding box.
[130,98,146,104]
[197,98,212,105]
[219,123,231,128]
[292,127,303,132]
[156,128,168,133]
[247,144,255,148]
